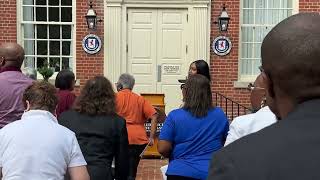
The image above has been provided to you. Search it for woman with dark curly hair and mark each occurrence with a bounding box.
[59,76,129,180]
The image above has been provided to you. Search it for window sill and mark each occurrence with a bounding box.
[233,81,252,88]
[38,79,80,87]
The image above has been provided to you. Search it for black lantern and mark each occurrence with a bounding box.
[85,1,97,30]
[218,4,230,32]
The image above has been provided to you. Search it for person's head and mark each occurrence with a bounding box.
[55,70,75,91]
[23,81,58,114]
[116,73,135,91]
[22,67,37,80]
[188,60,211,81]
[0,43,25,69]
[261,13,320,119]
[73,76,116,116]
[248,74,266,113]
[183,74,213,118]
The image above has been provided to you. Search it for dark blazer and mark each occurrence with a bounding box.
[208,99,320,180]
[59,110,129,180]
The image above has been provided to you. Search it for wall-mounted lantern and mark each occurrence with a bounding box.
[217,4,230,32]
[85,1,97,30]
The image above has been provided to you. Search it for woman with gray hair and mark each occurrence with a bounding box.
[115,73,158,180]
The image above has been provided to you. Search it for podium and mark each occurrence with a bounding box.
[141,93,166,158]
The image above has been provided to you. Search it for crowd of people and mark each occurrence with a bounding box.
[0,12,320,180]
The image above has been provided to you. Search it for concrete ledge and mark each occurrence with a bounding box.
[233,81,252,89]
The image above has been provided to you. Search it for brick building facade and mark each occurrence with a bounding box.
[211,0,320,109]
[0,0,319,112]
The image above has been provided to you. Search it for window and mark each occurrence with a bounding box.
[240,0,296,81]
[20,0,74,73]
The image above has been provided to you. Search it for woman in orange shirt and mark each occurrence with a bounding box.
[115,73,158,180]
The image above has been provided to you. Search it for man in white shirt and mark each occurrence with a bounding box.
[224,74,277,146]
[0,81,89,180]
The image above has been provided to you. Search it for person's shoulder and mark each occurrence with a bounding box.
[95,113,127,126]
[207,107,229,120]
[230,113,255,127]
[209,107,226,115]
[14,71,33,83]
[0,119,23,132]
[113,114,126,126]
[22,74,33,83]
[168,108,186,116]
[0,71,32,83]
[59,110,79,124]
[60,110,78,118]
[222,122,280,156]
[56,121,77,136]
[253,106,277,122]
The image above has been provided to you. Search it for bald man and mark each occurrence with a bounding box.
[207,13,320,180]
[0,43,33,128]
[224,74,276,146]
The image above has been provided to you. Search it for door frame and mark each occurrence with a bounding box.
[104,0,211,83]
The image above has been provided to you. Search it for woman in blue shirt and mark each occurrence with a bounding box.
[158,74,229,180]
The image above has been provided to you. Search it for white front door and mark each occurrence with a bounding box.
[127,8,188,113]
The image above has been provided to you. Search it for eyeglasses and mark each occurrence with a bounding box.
[259,66,264,73]
[180,84,185,90]
[247,83,265,91]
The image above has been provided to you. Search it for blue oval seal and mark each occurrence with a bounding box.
[82,34,102,55]
[212,36,232,56]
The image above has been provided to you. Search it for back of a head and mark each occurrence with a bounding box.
[74,76,116,116]
[0,43,25,68]
[23,81,58,113]
[194,60,211,81]
[183,74,213,117]
[55,70,75,90]
[118,73,135,90]
[261,13,320,103]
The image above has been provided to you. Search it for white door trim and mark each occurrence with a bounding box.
[104,0,211,83]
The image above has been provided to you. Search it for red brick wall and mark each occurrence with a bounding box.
[299,0,320,12]
[75,0,104,93]
[210,0,251,109]
[0,0,17,43]
[210,0,320,111]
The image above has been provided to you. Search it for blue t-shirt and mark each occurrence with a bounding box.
[159,107,229,180]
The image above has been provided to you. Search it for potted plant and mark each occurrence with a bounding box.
[38,64,54,82]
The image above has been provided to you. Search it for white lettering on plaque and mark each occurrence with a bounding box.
[162,65,181,74]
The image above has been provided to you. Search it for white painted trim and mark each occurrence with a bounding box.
[237,0,300,83]
[237,0,244,82]
[207,1,211,62]
[17,0,22,46]
[293,0,299,14]
[106,0,210,4]
[234,81,251,88]
[16,0,76,80]
[72,0,77,79]
[104,3,122,82]
[104,0,211,82]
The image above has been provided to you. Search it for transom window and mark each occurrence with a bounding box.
[240,0,295,81]
[21,0,74,72]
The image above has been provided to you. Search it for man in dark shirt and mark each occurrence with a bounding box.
[208,13,320,180]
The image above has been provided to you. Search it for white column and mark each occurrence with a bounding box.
[104,1,122,82]
[193,6,209,61]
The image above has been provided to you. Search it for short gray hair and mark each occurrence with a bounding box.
[118,73,135,90]
[22,67,37,80]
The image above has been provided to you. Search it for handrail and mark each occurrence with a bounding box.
[212,91,251,121]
